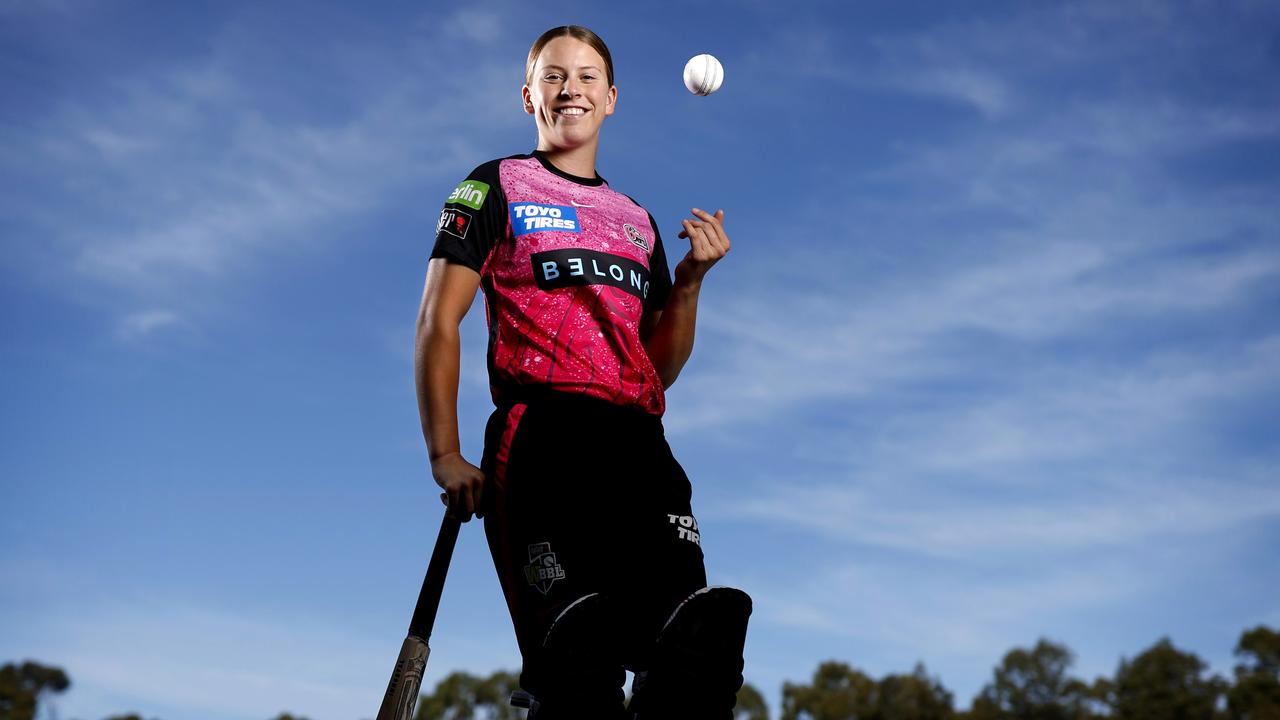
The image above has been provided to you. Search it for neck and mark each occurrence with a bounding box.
[536,140,599,179]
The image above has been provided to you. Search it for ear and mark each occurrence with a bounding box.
[522,85,535,115]
[604,85,618,117]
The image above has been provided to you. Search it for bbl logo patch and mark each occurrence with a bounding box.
[438,208,472,239]
[524,542,566,595]
[624,223,650,253]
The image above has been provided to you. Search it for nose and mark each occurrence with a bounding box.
[558,77,581,98]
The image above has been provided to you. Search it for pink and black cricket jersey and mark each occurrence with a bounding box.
[431,151,673,415]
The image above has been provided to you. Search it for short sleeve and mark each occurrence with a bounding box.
[645,211,673,312]
[430,159,506,273]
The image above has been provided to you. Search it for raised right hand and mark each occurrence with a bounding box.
[432,451,486,521]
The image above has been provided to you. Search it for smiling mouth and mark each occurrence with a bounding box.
[556,107,587,116]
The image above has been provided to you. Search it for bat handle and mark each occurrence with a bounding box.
[408,512,462,641]
[375,511,461,720]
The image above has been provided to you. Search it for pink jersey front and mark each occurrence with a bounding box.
[431,152,673,415]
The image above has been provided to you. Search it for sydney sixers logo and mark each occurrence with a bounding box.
[624,223,650,253]
[524,542,566,595]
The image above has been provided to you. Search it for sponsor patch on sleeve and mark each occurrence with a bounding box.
[438,207,473,239]
[447,180,489,210]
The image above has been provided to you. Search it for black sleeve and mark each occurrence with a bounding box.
[645,211,673,312]
[429,159,506,273]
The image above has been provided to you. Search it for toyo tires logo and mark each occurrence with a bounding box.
[510,203,580,236]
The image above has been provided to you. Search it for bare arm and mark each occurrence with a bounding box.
[415,258,485,520]
[643,208,731,388]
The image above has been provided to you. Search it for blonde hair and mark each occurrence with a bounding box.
[525,25,615,88]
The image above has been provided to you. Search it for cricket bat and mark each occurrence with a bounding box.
[375,512,463,720]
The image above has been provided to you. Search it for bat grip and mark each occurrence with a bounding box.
[407,512,462,641]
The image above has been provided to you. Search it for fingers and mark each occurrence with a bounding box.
[445,483,470,521]
[435,455,485,522]
[680,207,730,263]
[691,207,730,253]
[681,219,713,258]
[451,471,484,521]
[468,472,484,520]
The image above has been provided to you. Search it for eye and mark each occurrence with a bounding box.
[543,73,563,82]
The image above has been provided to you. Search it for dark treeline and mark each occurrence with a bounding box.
[3,625,1276,719]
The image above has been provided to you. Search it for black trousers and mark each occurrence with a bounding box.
[481,390,708,685]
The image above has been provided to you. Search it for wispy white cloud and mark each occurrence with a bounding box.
[16,591,520,720]
[5,5,1277,719]
[737,551,1159,706]
[886,65,1013,118]
[439,8,507,45]
[667,0,1280,435]
[4,4,525,314]
[733,469,1280,559]
[674,5,1280,704]
[38,601,381,719]
[63,72,501,286]
[753,557,1149,646]
[669,229,1279,434]
[116,308,186,341]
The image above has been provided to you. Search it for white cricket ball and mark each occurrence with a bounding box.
[683,53,724,96]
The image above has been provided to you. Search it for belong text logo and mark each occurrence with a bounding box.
[531,249,652,301]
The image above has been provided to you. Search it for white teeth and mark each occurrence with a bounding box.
[557,107,585,115]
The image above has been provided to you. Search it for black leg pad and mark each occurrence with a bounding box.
[628,586,753,720]
[522,593,627,720]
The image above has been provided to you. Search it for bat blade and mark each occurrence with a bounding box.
[376,636,430,720]
[375,513,462,720]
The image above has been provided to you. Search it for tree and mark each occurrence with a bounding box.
[782,661,878,720]
[878,663,955,720]
[1106,637,1225,720]
[1227,626,1280,720]
[737,681,771,720]
[0,661,70,720]
[968,639,1096,720]
[781,660,953,720]
[414,670,522,720]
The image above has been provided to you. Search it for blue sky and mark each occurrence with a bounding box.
[2,1,1278,718]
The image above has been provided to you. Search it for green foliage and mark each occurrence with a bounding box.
[1106,637,1225,720]
[0,660,70,720]
[782,660,877,719]
[1229,625,1280,720]
[780,660,953,720]
[5,627,1278,720]
[969,639,1097,720]
[737,681,771,720]
[414,669,523,720]
[1237,627,1280,677]
[878,664,955,720]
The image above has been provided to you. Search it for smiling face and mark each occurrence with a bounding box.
[523,35,617,155]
